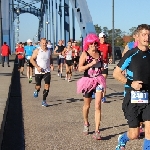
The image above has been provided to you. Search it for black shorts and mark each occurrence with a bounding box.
[73,56,79,63]
[83,84,104,98]
[35,72,51,86]
[83,90,94,98]
[66,60,73,66]
[57,57,64,65]
[102,68,108,75]
[123,90,150,128]
[18,58,25,68]
[26,59,33,67]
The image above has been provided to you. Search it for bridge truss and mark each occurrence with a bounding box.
[1,0,96,52]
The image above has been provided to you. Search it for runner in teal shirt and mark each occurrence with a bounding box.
[24,39,36,83]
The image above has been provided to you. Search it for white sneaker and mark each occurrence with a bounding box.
[68,79,71,82]
[57,73,60,76]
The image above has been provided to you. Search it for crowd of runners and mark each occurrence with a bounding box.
[12,23,150,150]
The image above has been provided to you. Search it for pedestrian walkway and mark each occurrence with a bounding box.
[2,58,144,150]
[0,55,15,146]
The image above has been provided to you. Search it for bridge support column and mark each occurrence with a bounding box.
[51,0,55,49]
[55,0,58,44]
[72,8,75,41]
[1,0,10,45]
[64,0,70,45]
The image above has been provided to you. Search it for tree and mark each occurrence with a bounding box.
[129,27,137,35]
[77,40,82,46]
[102,27,109,36]
[106,28,124,46]
[94,24,102,35]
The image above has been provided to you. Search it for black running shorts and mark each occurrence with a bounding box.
[102,68,108,75]
[123,89,150,128]
[26,59,33,67]
[35,72,51,86]
[66,60,73,66]
[18,58,25,68]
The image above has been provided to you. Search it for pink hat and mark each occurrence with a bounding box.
[83,33,100,51]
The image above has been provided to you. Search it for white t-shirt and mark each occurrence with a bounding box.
[35,47,51,74]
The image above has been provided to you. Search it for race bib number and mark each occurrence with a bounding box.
[41,68,48,74]
[104,63,108,69]
[59,55,64,59]
[131,91,148,103]
[26,56,31,60]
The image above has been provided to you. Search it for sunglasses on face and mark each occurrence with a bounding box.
[89,42,98,46]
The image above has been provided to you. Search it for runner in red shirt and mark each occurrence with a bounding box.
[1,42,11,67]
[72,41,80,70]
[16,42,25,75]
[98,32,113,102]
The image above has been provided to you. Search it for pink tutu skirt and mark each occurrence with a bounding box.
[77,75,106,94]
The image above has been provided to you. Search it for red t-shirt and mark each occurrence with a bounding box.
[1,44,10,56]
[16,47,24,59]
[72,46,80,56]
[98,43,112,63]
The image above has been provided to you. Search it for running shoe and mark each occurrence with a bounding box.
[57,73,60,77]
[29,78,32,83]
[102,97,106,103]
[93,130,101,140]
[42,101,48,107]
[68,79,71,82]
[83,123,90,135]
[115,135,126,150]
[65,77,68,80]
[33,91,38,98]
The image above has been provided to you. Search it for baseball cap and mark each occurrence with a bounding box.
[27,39,32,43]
[99,32,106,38]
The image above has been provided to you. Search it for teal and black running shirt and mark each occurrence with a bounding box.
[117,47,150,88]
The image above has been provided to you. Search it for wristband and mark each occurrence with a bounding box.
[126,79,132,86]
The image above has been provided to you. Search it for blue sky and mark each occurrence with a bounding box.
[18,0,150,42]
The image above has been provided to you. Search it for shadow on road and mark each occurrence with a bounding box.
[66,98,83,103]
[106,92,124,99]
[1,57,25,150]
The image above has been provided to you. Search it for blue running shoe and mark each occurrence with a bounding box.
[33,91,38,98]
[115,135,126,150]
[102,97,106,103]
[42,101,48,107]
[92,93,95,99]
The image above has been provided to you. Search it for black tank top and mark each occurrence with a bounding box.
[84,51,103,77]
[57,45,65,53]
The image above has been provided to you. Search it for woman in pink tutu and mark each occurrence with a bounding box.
[77,33,106,140]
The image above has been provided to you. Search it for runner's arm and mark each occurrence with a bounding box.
[54,46,60,55]
[122,45,129,57]
[108,45,112,59]
[113,66,127,84]
[78,52,92,72]
[30,49,39,69]
[15,49,19,55]
[50,54,53,65]
[113,51,132,84]
[62,48,67,56]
